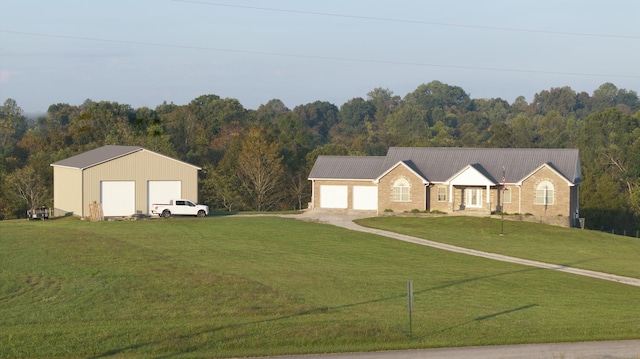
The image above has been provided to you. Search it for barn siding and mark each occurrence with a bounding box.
[52,166,83,217]
[82,150,198,216]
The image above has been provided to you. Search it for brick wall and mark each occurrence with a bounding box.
[520,166,571,217]
[377,166,427,212]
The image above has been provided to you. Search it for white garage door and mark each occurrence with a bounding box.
[353,186,378,210]
[319,185,348,209]
[101,181,135,217]
[148,181,181,214]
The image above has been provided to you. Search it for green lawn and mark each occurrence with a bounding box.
[1,216,639,358]
[356,216,640,278]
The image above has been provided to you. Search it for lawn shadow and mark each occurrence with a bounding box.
[417,303,539,339]
[88,262,573,358]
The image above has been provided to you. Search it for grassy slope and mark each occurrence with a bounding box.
[356,216,640,278]
[0,216,639,358]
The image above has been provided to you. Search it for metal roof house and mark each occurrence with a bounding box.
[309,147,582,227]
[50,145,201,218]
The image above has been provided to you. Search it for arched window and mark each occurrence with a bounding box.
[392,178,410,201]
[535,181,554,205]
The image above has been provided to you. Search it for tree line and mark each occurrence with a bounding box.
[1,81,639,232]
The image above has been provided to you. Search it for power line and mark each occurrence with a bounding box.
[2,29,639,80]
[172,0,640,40]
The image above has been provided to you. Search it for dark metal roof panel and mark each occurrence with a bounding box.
[50,145,143,169]
[309,156,386,180]
[383,147,580,183]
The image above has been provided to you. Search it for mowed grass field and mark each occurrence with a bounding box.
[1,216,640,358]
[357,216,640,278]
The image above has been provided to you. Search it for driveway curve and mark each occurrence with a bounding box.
[253,212,640,358]
[291,211,640,287]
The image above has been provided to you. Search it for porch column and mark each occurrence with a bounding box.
[449,183,453,212]
[486,185,490,203]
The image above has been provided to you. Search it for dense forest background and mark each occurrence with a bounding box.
[1,81,639,233]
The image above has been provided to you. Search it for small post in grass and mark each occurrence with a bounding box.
[407,280,414,340]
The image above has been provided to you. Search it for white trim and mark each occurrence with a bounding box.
[517,163,574,186]
[311,179,315,209]
[503,187,512,204]
[436,186,447,202]
[374,161,429,184]
[391,178,411,202]
[446,164,496,186]
[535,181,555,205]
[309,178,374,182]
[465,188,483,208]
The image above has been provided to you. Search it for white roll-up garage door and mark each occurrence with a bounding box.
[319,185,348,209]
[148,181,181,214]
[353,186,377,210]
[101,181,135,217]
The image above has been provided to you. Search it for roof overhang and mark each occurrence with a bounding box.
[445,164,497,186]
[308,178,375,182]
[517,163,575,186]
[374,161,429,185]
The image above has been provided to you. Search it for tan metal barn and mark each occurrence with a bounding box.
[50,145,201,218]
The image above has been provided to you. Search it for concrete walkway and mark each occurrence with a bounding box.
[291,211,640,287]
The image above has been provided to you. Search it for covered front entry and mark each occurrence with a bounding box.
[465,188,483,208]
[446,164,497,213]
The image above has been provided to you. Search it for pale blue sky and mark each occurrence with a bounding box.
[1,0,639,113]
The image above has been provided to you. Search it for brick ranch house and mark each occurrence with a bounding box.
[308,147,582,227]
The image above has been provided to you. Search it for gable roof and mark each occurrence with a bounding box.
[447,164,497,186]
[309,147,582,185]
[518,162,575,186]
[383,147,581,184]
[374,161,429,184]
[50,145,201,170]
[308,155,385,180]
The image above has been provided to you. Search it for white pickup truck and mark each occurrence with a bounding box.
[151,199,209,218]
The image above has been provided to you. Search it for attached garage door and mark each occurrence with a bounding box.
[148,181,181,214]
[101,181,135,217]
[319,185,348,209]
[353,186,377,210]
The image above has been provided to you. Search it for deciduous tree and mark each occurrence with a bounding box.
[5,165,48,212]
[237,127,284,211]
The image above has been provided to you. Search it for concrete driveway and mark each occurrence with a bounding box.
[263,211,640,358]
[291,210,640,287]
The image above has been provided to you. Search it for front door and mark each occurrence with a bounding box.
[465,188,482,208]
